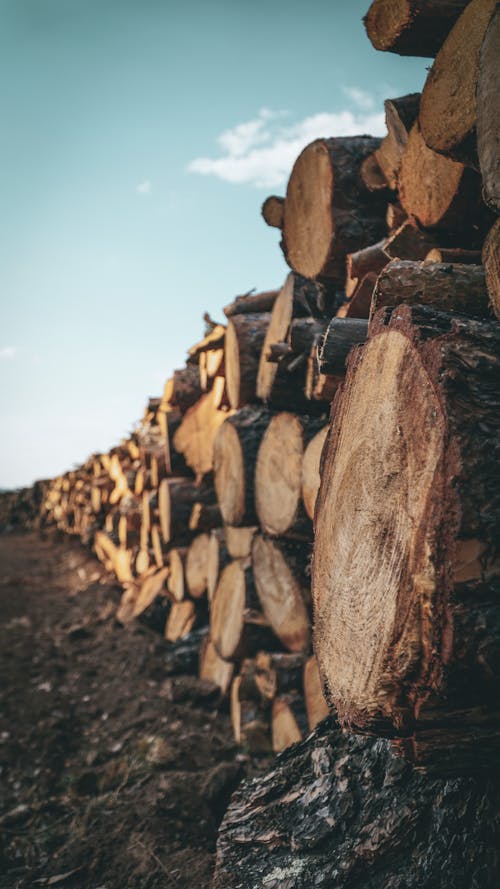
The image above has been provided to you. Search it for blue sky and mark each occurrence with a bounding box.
[0,0,429,487]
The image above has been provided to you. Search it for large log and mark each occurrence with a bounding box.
[255,412,326,539]
[318,318,368,376]
[419,0,497,163]
[252,535,311,653]
[213,407,274,526]
[370,260,492,320]
[282,137,387,283]
[225,312,270,409]
[210,560,276,661]
[213,718,500,888]
[399,122,485,232]
[313,303,500,771]
[363,0,470,57]
[483,218,500,321]
[477,6,500,212]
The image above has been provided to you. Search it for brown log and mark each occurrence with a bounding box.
[158,476,215,544]
[213,719,500,888]
[172,390,229,479]
[304,350,341,404]
[252,535,311,653]
[313,303,500,770]
[199,636,234,696]
[261,195,285,229]
[166,547,187,602]
[399,122,486,232]
[271,692,308,752]
[223,289,279,318]
[371,260,492,320]
[210,560,276,662]
[373,133,401,191]
[385,93,421,148]
[318,318,368,376]
[345,240,389,298]
[477,6,500,211]
[303,655,330,730]
[360,152,392,193]
[185,533,210,598]
[207,529,231,603]
[287,317,330,356]
[419,0,497,163]
[301,426,328,521]
[230,676,272,752]
[254,651,305,702]
[225,312,270,409]
[363,0,470,56]
[165,599,196,642]
[425,247,482,264]
[384,219,438,260]
[483,218,500,320]
[345,272,378,319]
[255,412,326,539]
[213,407,275,526]
[188,501,222,533]
[163,365,203,413]
[282,137,387,283]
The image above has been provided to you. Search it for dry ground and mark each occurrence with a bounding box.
[0,532,270,888]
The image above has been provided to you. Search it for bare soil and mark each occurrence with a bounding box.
[0,533,271,889]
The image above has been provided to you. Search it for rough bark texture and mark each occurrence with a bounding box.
[346,240,389,297]
[371,260,492,320]
[213,407,275,526]
[313,304,500,772]
[282,137,387,283]
[318,318,368,376]
[483,218,500,321]
[225,312,271,409]
[213,718,500,889]
[419,0,497,163]
[477,6,500,211]
[363,0,470,57]
[163,366,203,414]
[223,289,279,318]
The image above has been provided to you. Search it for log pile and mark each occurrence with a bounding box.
[4,0,499,881]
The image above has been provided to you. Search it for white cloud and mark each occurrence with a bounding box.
[342,86,376,110]
[0,347,17,360]
[188,105,385,188]
[136,179,152,195]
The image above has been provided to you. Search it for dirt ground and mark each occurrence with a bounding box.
[0,533,271,889]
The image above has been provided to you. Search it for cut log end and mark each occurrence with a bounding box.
[252,535,311,653]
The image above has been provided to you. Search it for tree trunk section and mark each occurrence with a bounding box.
[223,289,279,318]
[225,312,271,409]
[252,534,311,653]
[261,196,285,229]
[185,533,210,598]
[318,318,368,377]
[371,260,491,320]
[313,303,500,772]
[363,0,470,56]
[210,560,277,662]
[477,6,500,212]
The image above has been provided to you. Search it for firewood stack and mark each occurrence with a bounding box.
[16,0,499,801]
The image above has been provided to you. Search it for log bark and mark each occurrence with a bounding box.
[210,560,277,662]
[313,303,500,771]
[345,240,389,298]
[163,365,203,413]
[301,426,328,520]
[483,218,500,321]
[213,407,275,526]
[255,412,326,539]
[213,718,500,888]
[318,318,368,377]
[225,312,271,409]
[252,535,311,653]
[399,122,486,232]
[477,6,500,211]
[371,260,492,321]
[419,0,497,163]
[345,271,378,319]
[363,0,470,56]
[188,500,222,533]
[261,196,285,229]
[185,533,210,598]
[282,137,387,283]
[223,289,279,318]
